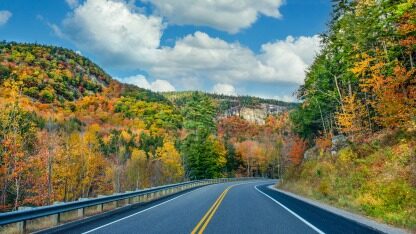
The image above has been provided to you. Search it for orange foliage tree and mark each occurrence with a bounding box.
[288,136,307,166]
[353,52,416,130]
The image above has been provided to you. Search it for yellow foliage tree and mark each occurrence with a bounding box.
[126,149,147,190]
[156,141,184,184]
[336,94,368,140]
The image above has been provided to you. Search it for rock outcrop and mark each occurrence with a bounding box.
[220,103,288,124]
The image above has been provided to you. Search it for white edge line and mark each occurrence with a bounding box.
[255,185,325,234]
[82,186,207,234]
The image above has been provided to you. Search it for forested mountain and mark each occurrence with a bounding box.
[2,0,414,228]
[163,91,297,109]
[282,0,416,229]
[0,42,112,102]
[0,42,292,212]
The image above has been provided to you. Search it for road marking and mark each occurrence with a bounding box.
[82,186,208,234]
[191,185,234,234]
[255,185,325,234]
[198,187,229,233]
[191,188,228,234]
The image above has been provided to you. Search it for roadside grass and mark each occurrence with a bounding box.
[279,130,416,230]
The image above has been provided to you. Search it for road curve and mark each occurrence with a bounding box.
[43,180,383,234]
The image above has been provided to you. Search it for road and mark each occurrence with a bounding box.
[45,180,382,234]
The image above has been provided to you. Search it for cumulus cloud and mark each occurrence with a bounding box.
[144,0,283,33]
[55,0,321,97]
[120,75,151,89]
[60,0,164,66]
[152,32,320,85]
[213,83,237,96]
[260,35,322,84]
[119,75,175,92]
[0,10,12,26]
[150,79,176,92]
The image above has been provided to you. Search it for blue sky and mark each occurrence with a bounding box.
[0,0,331,102]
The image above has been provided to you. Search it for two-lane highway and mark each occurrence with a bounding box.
[45,180,383,234]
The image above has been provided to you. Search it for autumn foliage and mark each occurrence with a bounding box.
[288,136,307,166]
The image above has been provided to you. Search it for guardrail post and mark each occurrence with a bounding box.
[51,213,60,227]
[124,191,133,204]
[16,220,26,234]
[78,198,88,218]
[78,208,85,218]
[112,193,121,207]
[97,195,105,213]
[16,206,33,234]
[50,202,62,226]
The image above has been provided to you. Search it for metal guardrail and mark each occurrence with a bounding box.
[0,177,259,233]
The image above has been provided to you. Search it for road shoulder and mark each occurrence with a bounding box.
[268,185,408,234]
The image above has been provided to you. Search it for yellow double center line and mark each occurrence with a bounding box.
[191,185,235,234]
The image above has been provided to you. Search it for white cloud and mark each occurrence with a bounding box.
[120,75,151,89]
[152,32,320,86]
[150,79,176,92]
[0,10,12,26]
[260,35,322,84]
[60,0,164,66]
[213,83,237,96]
[56,0,321,96]
[66,0,80,9]
[144,0,284,33]
[119,75,175,92]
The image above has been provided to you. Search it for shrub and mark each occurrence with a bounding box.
[39,89,55,103]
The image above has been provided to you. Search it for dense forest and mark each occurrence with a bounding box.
[1,0,415,229]
[163,91,297,110]
[283,0,416,229]
[0,42,297,212]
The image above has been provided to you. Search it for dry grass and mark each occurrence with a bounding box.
[280,130,416,230]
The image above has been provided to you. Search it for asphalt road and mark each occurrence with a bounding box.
[45,180,383,234]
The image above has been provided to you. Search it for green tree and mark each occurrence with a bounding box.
[180,92,225,179]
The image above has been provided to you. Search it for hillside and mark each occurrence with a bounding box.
[164,91,297,124]
[280,0,416,230]
[0,42,169,104]
[163,91,296,108]
[0,42,111,103]
[0,42,290,212]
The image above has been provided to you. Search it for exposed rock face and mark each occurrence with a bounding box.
[221,103,288,124]
[240,107,267,124]
[304,146,319,160]
[331,135,348,155]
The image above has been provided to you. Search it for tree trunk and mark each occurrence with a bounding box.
[14,176,20,210]
[135,170,140,190]
[64,179,67,202]
[364,92,373,132]
[318,101,327,134]
[47,152,52,205]
[333,74,345,110]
